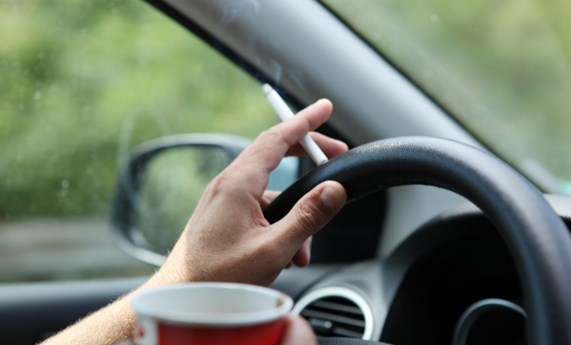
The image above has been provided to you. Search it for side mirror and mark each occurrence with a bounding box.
[111,133,298,265]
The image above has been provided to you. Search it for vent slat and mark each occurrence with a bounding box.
[308,317,364,338]
[301,309,366,328]
[295,289,371,340]
[330,327,365,338]
[301,309,365,328]
[311,300,363,315]
[308,318,334,331]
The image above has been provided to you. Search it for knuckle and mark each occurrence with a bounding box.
[257,127,288,147]
[294,201,323,236]
[204,171,230,196]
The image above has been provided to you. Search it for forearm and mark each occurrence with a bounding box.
[39,258,189,345]
[38,293,136,345]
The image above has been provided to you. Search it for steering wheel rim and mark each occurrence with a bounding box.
[264,137,571,345]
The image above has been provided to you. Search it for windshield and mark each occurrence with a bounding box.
[323,0,571,195]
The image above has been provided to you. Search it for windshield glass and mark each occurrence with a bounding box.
[323,0,571,195]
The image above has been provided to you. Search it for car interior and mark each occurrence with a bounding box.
[1,1,571,344]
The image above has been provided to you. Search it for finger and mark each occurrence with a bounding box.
[271,181,346,257]
[280,314,317,345]
[286,132,348,158]
[242,99,333,169]
[292,237,312,267]
[227,99,333,197]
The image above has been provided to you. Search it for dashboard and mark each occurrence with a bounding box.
[285,195,571,345]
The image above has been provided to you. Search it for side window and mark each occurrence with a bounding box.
[0,1,276,282]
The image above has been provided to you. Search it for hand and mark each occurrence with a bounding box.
[152,99,347,286]
[281,314,318,345]
[41,100,343,345]
[260,190,310,268]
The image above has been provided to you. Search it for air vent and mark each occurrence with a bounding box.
[293,286,374,340]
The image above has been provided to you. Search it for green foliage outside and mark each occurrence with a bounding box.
[0,0,274,220]
[325,0,571,191]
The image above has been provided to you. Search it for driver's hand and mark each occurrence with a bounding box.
[281,314,318,345]
[152,99,347,286]
[260,189,311,268]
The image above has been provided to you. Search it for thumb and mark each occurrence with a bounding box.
[272,181,346,255]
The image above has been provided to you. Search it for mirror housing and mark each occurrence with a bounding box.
[111,133,250,265]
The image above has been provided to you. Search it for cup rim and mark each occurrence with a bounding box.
[131,282,293,327]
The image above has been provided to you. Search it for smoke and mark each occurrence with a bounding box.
[219,0,308,95]
[220,0,260,26]
[269,59,282,83]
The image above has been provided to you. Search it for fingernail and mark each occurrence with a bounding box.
[320,184,345,211]
[305,241,311,264]
[315,98,331,107]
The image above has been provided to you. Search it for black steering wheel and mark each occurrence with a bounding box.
[264,137,571,345]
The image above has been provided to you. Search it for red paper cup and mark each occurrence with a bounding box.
[131,282,293,345]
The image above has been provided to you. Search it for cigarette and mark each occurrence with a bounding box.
[262,84,329,165]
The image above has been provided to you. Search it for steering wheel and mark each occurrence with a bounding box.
[263,137,571,345]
